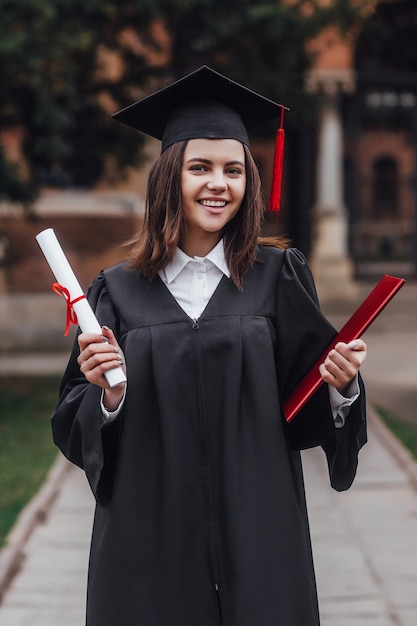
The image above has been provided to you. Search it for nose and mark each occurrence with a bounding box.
[207,169,227,191]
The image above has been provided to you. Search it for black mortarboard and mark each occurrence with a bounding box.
[112,65,287,215]
[112,65,285,151]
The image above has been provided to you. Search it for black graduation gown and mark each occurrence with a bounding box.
[51,246,366,626]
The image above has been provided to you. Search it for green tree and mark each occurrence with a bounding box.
[0,0,155,202]
[0,0,363,207]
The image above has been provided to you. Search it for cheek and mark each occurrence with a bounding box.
[181,174,201,202]
[237,176,246,197]
[235,179,246,205]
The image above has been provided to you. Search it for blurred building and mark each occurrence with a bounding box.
[278,0,416,301]
[0,0,416,336]
[347,0,417,276]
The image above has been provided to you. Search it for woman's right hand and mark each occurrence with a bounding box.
[77,325,126,409]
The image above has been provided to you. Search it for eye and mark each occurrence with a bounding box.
[226,167,243,176]
[189,164,208,172]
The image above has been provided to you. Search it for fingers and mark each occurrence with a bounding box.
[320,340,367,391]
[342,339,367,363]
[77,326,126,389]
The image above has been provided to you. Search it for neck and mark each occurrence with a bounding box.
[179,233,221,258]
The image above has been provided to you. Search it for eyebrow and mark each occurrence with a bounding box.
[185,157,245,167]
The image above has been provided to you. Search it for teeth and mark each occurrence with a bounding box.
[200,200,226,207]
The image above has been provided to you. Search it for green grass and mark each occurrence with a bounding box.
[373,403,417,462]
[0,377,60,548]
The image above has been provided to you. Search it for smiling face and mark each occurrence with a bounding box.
[180,138,246,257]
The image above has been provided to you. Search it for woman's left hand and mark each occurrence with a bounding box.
[319,339,367,395]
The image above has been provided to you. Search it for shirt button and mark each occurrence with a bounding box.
[196,273,204,280]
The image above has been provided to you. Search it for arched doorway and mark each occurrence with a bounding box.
[347,0,417,275]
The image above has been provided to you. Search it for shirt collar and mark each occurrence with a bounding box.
[163,239,230,284]
[205,239,230,278]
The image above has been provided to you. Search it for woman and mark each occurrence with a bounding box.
[52,67,367,626]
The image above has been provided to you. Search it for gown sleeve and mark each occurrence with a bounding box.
[51,272,123,503]
[276,248,367,492]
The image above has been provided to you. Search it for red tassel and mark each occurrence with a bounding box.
[268,108,285,218]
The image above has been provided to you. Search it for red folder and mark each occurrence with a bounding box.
[283,275,406,423]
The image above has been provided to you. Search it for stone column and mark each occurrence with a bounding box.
[306,69,357,302]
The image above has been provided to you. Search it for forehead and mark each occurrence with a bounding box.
[183,138,245,162]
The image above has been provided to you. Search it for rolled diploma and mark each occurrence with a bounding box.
[36,228,126,388]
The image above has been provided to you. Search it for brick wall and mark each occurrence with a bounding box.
[0,214,141,293]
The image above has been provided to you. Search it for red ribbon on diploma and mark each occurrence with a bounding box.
[52,282,86,336]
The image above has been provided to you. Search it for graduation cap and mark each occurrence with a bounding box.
[112,65,287,215]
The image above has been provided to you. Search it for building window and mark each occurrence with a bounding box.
[366,91,416,109]
[372,156,399,218]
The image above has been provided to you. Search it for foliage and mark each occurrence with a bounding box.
[0,0,151,196]
[129,0,365,125]
[0,376,59,547]
[0,148,37,206]
[0,0,364,206]
[355,0,417,73]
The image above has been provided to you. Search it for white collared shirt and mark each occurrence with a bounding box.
[158,239,228,319]
[102,241,358,426]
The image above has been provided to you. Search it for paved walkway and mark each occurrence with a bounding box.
[0,277,416,625]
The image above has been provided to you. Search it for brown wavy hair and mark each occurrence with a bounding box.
[126,140,288,289]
